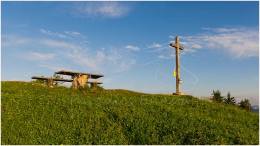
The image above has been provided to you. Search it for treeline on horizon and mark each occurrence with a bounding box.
[211,90,253,111]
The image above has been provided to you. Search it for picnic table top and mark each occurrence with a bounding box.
[54,70,104,79]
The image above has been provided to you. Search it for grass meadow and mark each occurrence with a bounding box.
[1,81,259,144]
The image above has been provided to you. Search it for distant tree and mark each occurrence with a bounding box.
[224,92,236,105]
[212,90,224,103]
[239,99,251,111]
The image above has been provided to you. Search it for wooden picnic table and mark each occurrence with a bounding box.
[54,70,103,89]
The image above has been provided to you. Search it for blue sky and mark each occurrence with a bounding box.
[2,1,259,104]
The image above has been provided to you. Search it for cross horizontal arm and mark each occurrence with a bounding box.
[169,44,184,50]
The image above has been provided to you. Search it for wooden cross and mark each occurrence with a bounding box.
[169,36,184,95]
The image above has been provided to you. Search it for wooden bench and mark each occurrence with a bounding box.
[32,76,73,87]
[87,80,103,88]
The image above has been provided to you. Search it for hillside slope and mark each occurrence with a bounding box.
[1,81,259,144]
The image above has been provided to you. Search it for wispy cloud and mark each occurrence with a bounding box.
[27,52,55,61]
[176,27,259,58]
[202,27,240,33]
[64,31,81,36]
[118,59,136,73]
[40,39,135,72]
[73,2,131,18]
[40,29,68,38]
[67,49,105,70]
[2,35,31,48]
[67,47,136,73]
[158,55,171,60]
[148,43,163,49]
[146,42,169,54]
[39,64,70,72]
[125,45,140,52]
[2,34,84,52]
[39,38,136,72]
[41,39,83,50]
[4,30,137,74]
[40,29,84,40]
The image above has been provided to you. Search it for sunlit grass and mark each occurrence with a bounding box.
[1,81,259,144]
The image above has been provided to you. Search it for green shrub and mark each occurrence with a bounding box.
[224,92,236,105]
[211,90,224,103]
[239,99,251,111]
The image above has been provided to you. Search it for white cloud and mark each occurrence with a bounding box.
[147,42,169,53]
[179,27,259,58]
[158,55,170,60]
[2,35,31,48]
[41,39,83,51]
[202,27,240,33]
[39,64,70,71]
[64,31,81,36]
[38,38,137,73]
[68,50,100,70]
[27,52,55,61]
[117,59,136,73]
[190,44,202,49]
[148,43,163,49]
[125,45,140,51]
[40,29,83,39]
[74,2,130,18]
[67,47,136,73]
[40,29,67,38]
[4,29,137,74]
[35,39,103,70]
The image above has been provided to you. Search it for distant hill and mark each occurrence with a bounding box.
[1,81,259,144]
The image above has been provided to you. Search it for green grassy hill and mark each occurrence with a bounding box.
[1,81,259,144]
